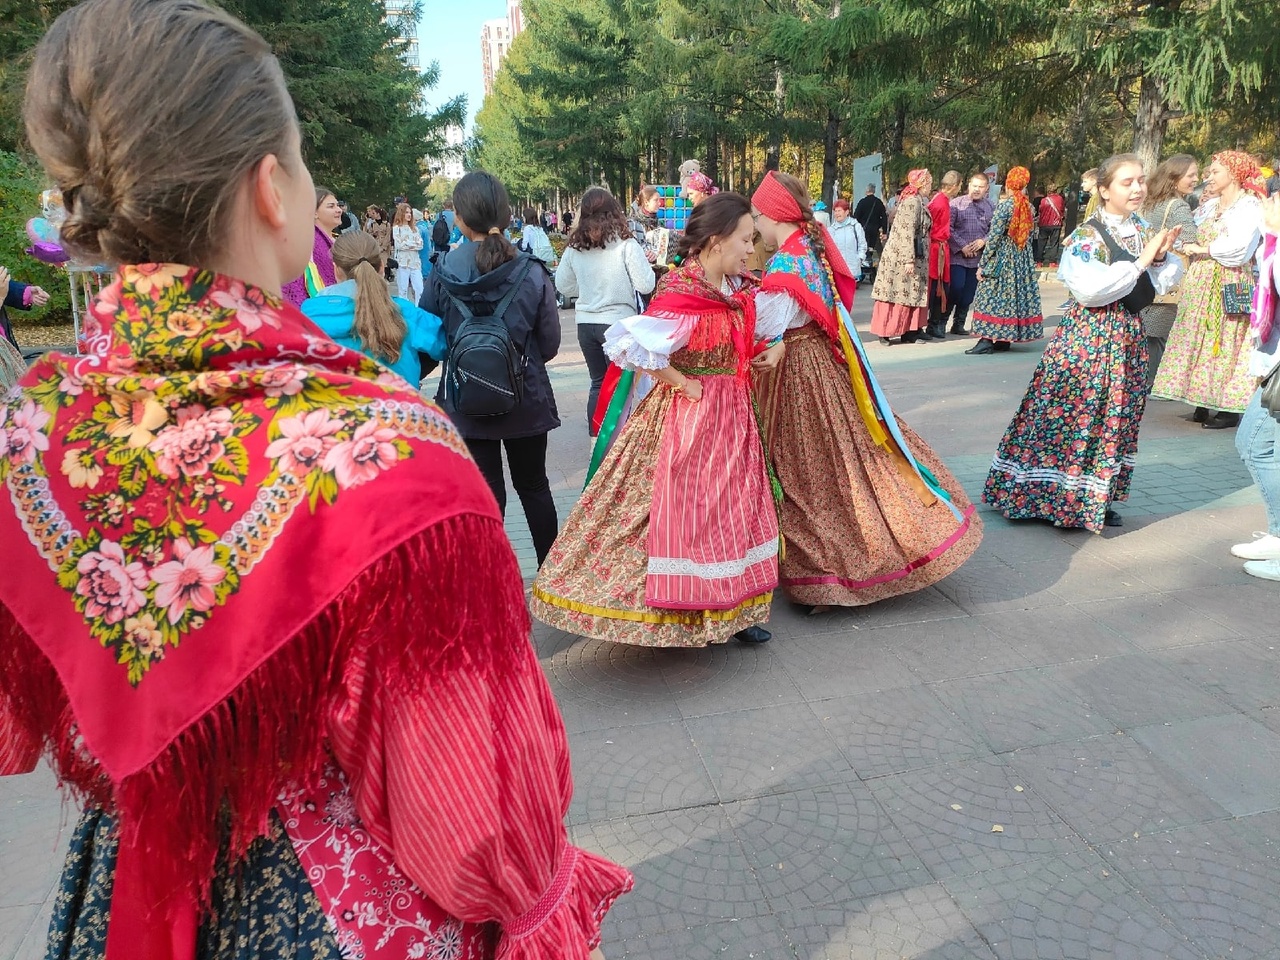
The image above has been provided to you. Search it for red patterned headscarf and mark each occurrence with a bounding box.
[685,171,719,198]
[900,169,930,198]
[1214,150,1266,198]
[1005,165,1033,249]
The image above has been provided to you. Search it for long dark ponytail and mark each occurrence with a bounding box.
[452,171,517,275]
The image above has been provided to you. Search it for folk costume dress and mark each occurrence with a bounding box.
[1150,190,1264,414]
[751,184,981,607]
[983,213,1184,531]
[531,259,781,647]
[0,265,631,960]
[870,171,931,339]
[971,169,1044,344]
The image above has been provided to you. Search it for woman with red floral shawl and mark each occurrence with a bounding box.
[0,2,630,958]
[532,193,786,647]
[752,172,982,610]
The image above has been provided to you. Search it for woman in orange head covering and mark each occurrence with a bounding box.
[1151,149,1266,427]
[966,165,1045,354]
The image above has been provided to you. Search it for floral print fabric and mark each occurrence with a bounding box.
[46,808,343,960]
[983,258,1149,532]
[971,198,1044,342]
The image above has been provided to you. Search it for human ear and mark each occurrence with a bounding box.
[253,155,288,230]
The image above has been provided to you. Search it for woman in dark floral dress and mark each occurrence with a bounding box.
[983,154,1184,531]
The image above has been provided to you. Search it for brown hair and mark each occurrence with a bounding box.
[331,232,406,363]
[522,206,538,225]
[770,172,835,275]
[637,185,660,205]
[1144,154,1198,211]
[315,187,335,210]
[453,171,516,275]
[25,0,297,267]
[675,192,752,261]
[393,202,413,227]
[568,187,630,251]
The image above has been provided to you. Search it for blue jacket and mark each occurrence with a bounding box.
[301,280,446,385]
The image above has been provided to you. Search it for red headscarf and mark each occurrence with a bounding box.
[900,169,930,198]
[1005,165,1034,249]
[1214,150,1266,198]
[752,171,858,346]
[684,171,719,197]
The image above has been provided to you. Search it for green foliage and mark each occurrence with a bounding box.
[0,0,461,211]
[0,149,71,326]
[476,0,1280,199]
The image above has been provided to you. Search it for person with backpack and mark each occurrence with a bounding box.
[302,231,445,385]
[421,171,563,565]
[431,211,451,262]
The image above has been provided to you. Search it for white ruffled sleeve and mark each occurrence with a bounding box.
[1058,228,1143,308]
[604,313,692,371]
[755,291,804,340]
[1208,197,1263,267]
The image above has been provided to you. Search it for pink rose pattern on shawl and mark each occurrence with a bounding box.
[2,265,462,685]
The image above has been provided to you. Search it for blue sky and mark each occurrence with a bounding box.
[417,0,508,133]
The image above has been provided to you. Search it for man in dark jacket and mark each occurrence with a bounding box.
[854,185,888,252]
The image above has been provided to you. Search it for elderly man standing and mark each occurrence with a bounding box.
[945,172,995,336]
[925,170,963,340]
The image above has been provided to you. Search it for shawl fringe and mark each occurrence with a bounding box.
[0,511,526,924]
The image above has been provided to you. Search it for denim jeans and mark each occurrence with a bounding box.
[1236,388,1280,536]
[577,322,610,432]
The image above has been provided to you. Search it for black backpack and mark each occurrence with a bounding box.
[440,259,534,418]
[432,215,451,250]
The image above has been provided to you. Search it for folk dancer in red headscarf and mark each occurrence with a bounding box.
[967,165,1045,354]
[870,169,933,344]
[1151,149,1266,428]
[533,193,786,647]
[751,171,982,611]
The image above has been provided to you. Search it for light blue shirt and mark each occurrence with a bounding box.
[301,279,446,385]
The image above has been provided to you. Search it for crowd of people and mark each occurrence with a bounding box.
[1,0,1279,955]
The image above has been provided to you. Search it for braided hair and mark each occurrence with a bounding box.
[771,172,838,294]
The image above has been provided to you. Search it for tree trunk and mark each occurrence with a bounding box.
[890,103,907,160]
[821,108,840,205]
[1133,74,1166,173]
[765,66,784,172]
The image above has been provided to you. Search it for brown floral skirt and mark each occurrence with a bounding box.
[758,325,983,606]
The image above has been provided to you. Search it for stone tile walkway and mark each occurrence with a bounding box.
[4,282,1280,959]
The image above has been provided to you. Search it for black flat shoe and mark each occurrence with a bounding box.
[992,341,1011,352]
[1203,412,1241,430]
[734,626,772,644]
[949,325,967,336]
[879,337,891,345]
[1192,406,1210,423]
[965,339,994,355]
[1103,509,1123,527]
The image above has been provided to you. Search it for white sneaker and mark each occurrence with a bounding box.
[1230,533,1280,561]
[1243,559,1280,581]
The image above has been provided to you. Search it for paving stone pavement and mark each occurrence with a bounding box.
[5,281,1280,959]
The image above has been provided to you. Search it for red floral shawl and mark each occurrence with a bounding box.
[0,264,498,956]
[648,258,761,378]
